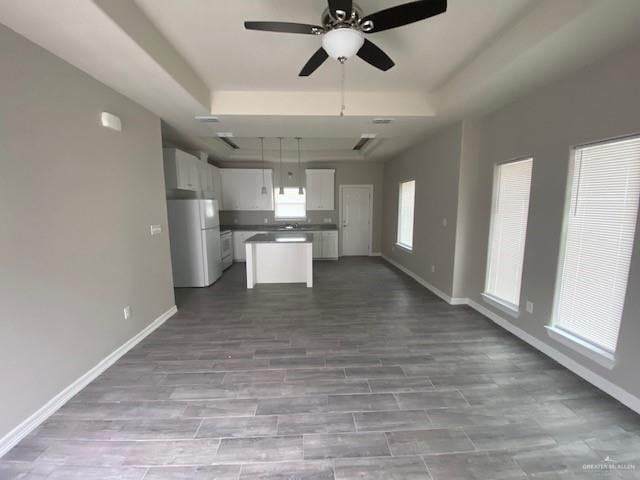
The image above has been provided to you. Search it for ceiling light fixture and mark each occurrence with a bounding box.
[278,137,285,195]
[195,115,220,123]
[260,137,267,195]
[322,28,364,62]
[296,137,304,195]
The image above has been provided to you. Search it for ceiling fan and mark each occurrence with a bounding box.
[245,0,447,76]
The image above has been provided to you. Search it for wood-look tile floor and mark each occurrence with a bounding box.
[2,258,640,479]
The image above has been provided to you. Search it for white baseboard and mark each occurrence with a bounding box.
[0,305,178,458]
[369,252,382,257]
[380,255,640,414]
[382,255,464,305]
[467,300,640,415]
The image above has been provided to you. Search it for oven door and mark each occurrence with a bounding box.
[221,233,233,259]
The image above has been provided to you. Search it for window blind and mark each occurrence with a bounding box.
[274,187,306,219]
[485,158,533,307]
[397,180,415,248]
[554,136,640,353]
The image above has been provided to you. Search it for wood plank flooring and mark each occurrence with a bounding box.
[2,258,639,479]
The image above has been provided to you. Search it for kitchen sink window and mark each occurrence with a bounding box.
[275,187,306,220]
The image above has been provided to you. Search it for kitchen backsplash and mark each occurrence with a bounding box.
[220,210,336,226]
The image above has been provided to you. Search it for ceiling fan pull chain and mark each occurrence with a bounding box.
[340,61,346,117]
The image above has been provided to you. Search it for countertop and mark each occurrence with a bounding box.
[245,233,314,244]
[221,224,338,232]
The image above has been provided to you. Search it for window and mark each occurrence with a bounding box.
[484,158,533,310]
[274,187,306,219]
[397,180,415,250]
[552,135,640,355]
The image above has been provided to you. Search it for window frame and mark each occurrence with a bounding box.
[482,156,534,315]
[396,179,416,252]
[548,134,640,367]
[274,187,307,221]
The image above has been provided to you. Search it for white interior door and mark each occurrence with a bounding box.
[341,186,372,256]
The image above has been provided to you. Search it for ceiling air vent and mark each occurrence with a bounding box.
[372,118,393,125]
[217,132,239,150]
[195,115,220,123]
[353,134,377,151]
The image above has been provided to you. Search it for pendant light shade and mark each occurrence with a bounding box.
[278,137,285,195]
[297,137,304,195]
[260,137,267,195]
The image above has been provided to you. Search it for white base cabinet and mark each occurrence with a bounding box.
[312,231,338,260]
[235,230,338,261]
[233,231,267,261]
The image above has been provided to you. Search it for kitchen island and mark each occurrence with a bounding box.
[245,233,313,289]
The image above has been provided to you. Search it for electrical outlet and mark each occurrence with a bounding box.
[150,224,162,236]
[123,306,131,321]
[526,301,534,313]
[431,264,436,273]
[264,218,269,224]
[442,217,448,227]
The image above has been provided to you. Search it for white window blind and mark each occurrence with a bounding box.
[554,136,640,353]
[397,180,415,249]
[274,187,306,219]
[485,158,533,308]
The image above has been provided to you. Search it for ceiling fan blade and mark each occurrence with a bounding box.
[357,39,395,72]
[328,0,353,20]
[299,48,329,76]
[362,0,447,33]
[244,21,323,35]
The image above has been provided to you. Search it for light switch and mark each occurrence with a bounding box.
[150,225,162,236]
[442,217,448,227]
[526,301,534,313]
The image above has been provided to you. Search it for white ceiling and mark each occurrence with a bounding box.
[1,0,640,162]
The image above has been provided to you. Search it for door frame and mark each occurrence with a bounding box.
[338,184,374,256]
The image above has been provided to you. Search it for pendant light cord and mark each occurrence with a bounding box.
[297,137,303,195]
[261,137,265,186]
[279,137,284,195]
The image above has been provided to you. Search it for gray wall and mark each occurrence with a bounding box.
[456,39,640,399]
[218,160,385,253]
[382,123,463,297]
[0,25,175,440]
[382,38,640,400]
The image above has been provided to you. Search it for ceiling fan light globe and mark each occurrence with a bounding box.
[322,28,365,60]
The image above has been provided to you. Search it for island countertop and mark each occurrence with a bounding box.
[245,233,313,244]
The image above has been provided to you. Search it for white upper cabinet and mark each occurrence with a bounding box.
[221,169,274,211]
[200,163,215,198]
[163,148,201,192]
[211,165,223,208]
[306,169,335,211]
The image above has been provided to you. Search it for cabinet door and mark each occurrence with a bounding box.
[211,166,223,207]
[232,232,248,261]
[199,163,214,197]
[177,153,200,192]
[322,231,339,259]
[312,232,323,259]
[222,169,274,211]
[306,169,335,210]
[256,170,274,211]
[221,170,242,210]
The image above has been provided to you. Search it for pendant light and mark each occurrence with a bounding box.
[260,137,267,195]
[296,137,304,195]
[278,137,285,195]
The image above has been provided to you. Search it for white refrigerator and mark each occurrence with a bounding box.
[167,199,222,287]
